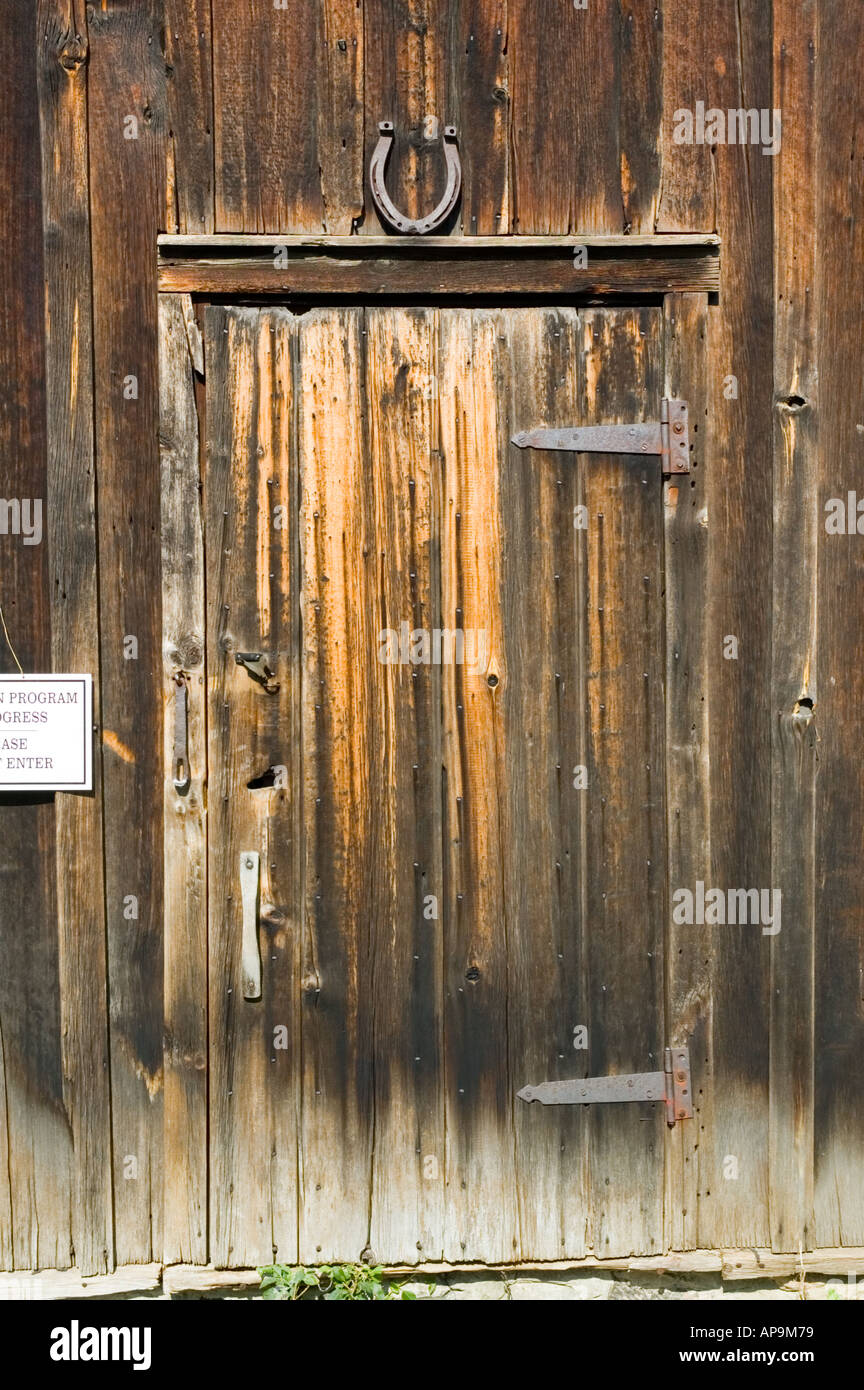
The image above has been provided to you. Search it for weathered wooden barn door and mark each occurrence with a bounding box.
[171,297,703,1267]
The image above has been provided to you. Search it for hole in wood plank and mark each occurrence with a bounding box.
[793,695,815,725]
[247,766,280,790]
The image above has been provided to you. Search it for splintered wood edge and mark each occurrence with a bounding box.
[6,1249,864,1297]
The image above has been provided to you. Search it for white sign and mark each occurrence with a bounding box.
[0,674,93,791]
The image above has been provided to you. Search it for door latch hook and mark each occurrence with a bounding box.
[235,651,279,694]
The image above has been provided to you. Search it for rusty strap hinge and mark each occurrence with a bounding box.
[512,398,690,476]
[518,1046,693,1128]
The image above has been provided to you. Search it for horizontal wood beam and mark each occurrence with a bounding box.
[6,1246,864,1297]
[0,1264,162,1299]
[159,233,720,249]
[157,234,720,298]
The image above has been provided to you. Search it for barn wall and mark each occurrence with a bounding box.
[0,0,858,1271]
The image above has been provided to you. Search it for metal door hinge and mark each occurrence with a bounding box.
[518,1046,693,1127]
[512,398,690,476]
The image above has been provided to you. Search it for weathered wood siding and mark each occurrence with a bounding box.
[87,0,167,1268]
[812,0,864,1248]
[0,0,62,1273]
[0,0,858,1269]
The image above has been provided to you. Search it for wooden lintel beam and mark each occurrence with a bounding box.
[157,234,720,298]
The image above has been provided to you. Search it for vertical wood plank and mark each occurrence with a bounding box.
[297,308,375,1261]
[813,0,864,1248]
[663,292,713,1252]
[366,309,445,1263]
[205,308,301,1267]
[38,0,113,1276]
[0,1036,9,1265]
[446,0,509,235]
[500,308,590,1259]
[0,0,67,1273]
[0,817,66,1271]
[509,0,620,233]
[362,0,448,235]
[618,0,662,234]
[438,309,517,1262]
[362,0,511,236]
[213,0,362,233]
[88,0,166,1263]
[164,0,214,233]
[769,0,817,1253]
[160,294,207,1264]
[581,308,666,1256]
[318,0,365,233]
[212,0,318,231]
[659,0,774,1250]
[657,5,715,233]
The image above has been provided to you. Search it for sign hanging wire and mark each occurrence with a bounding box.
[0,601,24,676]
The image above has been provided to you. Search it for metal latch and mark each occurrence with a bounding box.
[235,651,279,693]
[518,1046,693,1128]
[512,398,690,476]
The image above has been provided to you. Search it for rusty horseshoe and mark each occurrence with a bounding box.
[369,121,462,235]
